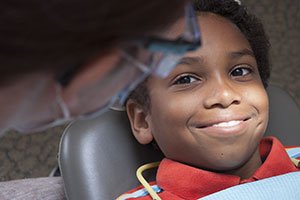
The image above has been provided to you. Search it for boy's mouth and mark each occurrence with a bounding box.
[196,117,251,129]
[190,116,252,137]
[211,120,243,128]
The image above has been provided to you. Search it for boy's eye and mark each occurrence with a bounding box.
[231,67,252,77]
[174,75,198,85]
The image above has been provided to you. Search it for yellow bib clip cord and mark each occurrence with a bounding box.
[291,158,300,167]
[136,162,161,200]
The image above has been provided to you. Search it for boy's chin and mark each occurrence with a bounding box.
[181,158,243,173]
[196,153,261,178]
[186,155,252,174]
[208,162,245,173]
[199,162,244,173]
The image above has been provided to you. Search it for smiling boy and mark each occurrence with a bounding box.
[121,0,300,199]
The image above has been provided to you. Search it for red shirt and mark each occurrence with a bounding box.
[121,137,299,200]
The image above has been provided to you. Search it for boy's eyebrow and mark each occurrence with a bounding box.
[177,48,255,65]
[228,48,255,59]
[178,56,204,65]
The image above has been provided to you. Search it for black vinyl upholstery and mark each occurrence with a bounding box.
[58,85,300,200]
[265,85,300,144]
[58,109,163,200]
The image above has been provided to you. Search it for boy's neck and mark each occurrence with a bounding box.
[224,148,262,180]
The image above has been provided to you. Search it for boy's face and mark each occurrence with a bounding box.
[128,13,269,174]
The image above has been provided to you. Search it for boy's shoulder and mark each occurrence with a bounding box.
[116,181,183,200]
[116,181,159,200]
[116,182,166,200]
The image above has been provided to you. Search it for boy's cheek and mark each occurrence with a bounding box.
[244,85,269,110]
[249,87,269,133]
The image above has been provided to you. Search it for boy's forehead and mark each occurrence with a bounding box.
[149,11,243,44]
[159,17,186,40]
[183,13,251,57]
[197,13,241,34]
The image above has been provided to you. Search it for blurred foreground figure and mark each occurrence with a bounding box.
[0,0,200,135]
[0,1,201,199]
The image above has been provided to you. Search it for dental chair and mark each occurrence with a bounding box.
[58,85,300,200]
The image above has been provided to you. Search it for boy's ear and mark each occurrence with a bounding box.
[126,99,153,144]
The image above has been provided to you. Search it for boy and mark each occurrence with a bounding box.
[121,0,300,199]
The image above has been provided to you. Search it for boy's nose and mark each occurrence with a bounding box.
[203,81,242,109]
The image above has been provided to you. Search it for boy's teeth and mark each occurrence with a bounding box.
[212,120,242,127]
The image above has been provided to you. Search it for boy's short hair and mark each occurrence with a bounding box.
[128,0,270,110]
